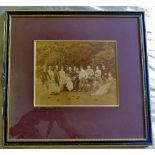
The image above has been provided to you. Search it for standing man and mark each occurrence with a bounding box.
[40,65,51,91]
[59,66,66,90]
[54,65,60,87]
[79,66,88,91]
[95,66,102,80]
[86,65,94,81]
[101,64,106,83]
[86,65,94,91]
[73,67,80,91]
[68,66,74,78]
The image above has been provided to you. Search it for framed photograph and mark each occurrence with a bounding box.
[1,11,152,148]
[34,40,119,107]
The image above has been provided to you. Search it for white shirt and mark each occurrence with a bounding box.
[59,70,65,79]
[79,69,88,80]
[86,68,94,77]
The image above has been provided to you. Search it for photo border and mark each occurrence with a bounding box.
[34,40,119,107]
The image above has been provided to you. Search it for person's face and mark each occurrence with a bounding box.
[96,66,99,70]
[87,66,90,69]
[56,65,58,70]
[69,67,72,71]
[102,65,105,70]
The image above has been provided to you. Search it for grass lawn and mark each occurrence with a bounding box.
[34,79,118,106]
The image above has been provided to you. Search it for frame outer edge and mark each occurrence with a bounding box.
[2,10,152,148]
[141,11,152,145]
[0,12,6,148]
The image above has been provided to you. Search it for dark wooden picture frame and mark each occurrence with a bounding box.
[1,11,152,148]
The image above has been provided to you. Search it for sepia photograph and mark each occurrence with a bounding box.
[34,40,119,106]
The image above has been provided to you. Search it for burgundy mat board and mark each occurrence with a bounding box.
[9,17,145,139]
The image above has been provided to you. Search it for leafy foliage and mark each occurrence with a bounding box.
[36,41,116,69]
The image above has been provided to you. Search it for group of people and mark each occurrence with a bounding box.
[39,64,114,95]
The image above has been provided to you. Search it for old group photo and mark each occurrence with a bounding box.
[34,40,118,106]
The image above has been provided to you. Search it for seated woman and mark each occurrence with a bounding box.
[91,72,114,96]
[64,74,74,92]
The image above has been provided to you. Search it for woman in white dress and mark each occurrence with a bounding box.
[48,65,60,94]
[91,72,113,96]
[65,73,73,91]
[48,66,54,80]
